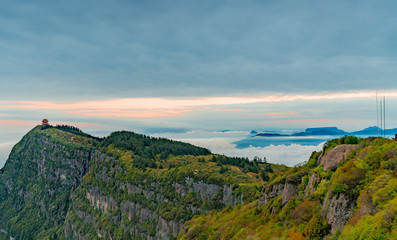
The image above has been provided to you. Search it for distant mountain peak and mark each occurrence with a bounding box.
[251,126,397,137]
[291,127,346,136]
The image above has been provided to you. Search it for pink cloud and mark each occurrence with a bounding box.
[0,119,38,127]
[0,119,110,129]
[0,90,396,119]
[67,109,189,118]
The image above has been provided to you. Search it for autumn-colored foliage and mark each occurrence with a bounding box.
[179,137,397,240]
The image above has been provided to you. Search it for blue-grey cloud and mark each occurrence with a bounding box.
[0,0,397,100]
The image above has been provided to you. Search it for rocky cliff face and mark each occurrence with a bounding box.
[9,126,386,240]
[254,137,396,238]
[173,177,243,206]
[65,159,247,240]
[257,143,358,234]
[258,181,298,207]
[0,126,93,239]
[179,137,397,239]
[322,193,353,232]
[318,144,357,171]
[0,126,266,240]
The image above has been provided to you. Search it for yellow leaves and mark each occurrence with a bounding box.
[312,180,329,200]
[291,200,320,224]
[288,229,306,240]
[302,214,329,240]
[119,151,133,164]
[340,198,397,239]
[353,158,370,170]
[83,168,94,184]
[229,165,242,172]
[372,178,397,208]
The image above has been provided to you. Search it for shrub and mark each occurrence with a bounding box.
[302,214,330,240]
[291,200,320,224]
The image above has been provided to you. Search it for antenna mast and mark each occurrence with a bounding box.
[376,91,379,137]
[380,97,383,137]
[384,95,386,137]
[377,92,387,138]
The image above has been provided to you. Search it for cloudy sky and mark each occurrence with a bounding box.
[1,0,397,167]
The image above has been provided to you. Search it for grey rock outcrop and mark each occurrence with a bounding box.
[258,181,298,207]
[172,177,243,206]
[86,187,118,214]
[305,173,321,197]
[282,183,297,205]
[323,194,353,233]
[318,144,357,171]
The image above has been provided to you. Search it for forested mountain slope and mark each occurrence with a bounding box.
[179,137,397,239]
[0,126,280,239]
[2,126,395,240]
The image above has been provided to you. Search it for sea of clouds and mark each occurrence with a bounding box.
[0,130,325,169]
[178,137,324,166]
[153,130,325,166]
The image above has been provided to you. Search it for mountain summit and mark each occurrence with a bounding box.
[0,125,274,239]
[1,126,396,239]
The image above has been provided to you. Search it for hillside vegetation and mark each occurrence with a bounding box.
[0,126,282,239]
[179,136,397,239]
[1,126,396,239]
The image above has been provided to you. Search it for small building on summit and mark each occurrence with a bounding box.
[42,119,49,127]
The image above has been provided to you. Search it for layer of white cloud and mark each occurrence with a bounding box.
[0,131,324,168]
[175,137,324,166]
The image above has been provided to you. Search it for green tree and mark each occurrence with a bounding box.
[302,214,330,240]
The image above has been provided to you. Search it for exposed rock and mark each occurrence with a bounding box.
[120,200,182,239]
[318,144,357,171]
[305,173,321,197]
[259,181,298,207]
[192,181,221,200]
[172,182,185,195]
[1,130,94,239]
[323,194,353,233]
[158,217,181,238]
[282,183,297,205]
[31,136,91,186]
[0,127,263,239]
[86,188,118,214]
[121,182,144,195]
[172,177,242,206]
[258,183,284,206]
[222,185,243,206]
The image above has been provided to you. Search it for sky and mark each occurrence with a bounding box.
[1,0,397,167]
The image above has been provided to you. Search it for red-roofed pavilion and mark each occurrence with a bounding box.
[42,119,49,126]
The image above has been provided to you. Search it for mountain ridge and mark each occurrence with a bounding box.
[0,125,279,239]
[1,126,396,239]
[179,136,397,239]
[253,126,397,137]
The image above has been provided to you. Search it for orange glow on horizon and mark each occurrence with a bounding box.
[0,90,396,119]
[0,119,38,127]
